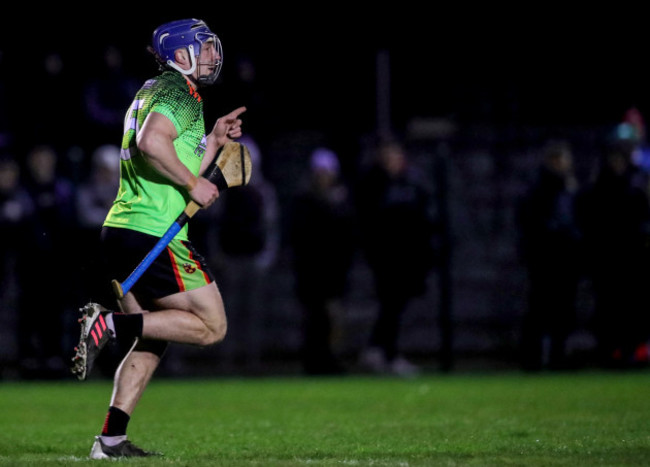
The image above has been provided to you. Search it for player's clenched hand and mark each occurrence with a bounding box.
[188,176,219,207]
[211,106,246,147]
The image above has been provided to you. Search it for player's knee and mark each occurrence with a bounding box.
[198,319,227,346]
[209,320,227,345]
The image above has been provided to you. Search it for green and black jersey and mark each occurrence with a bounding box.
[103,71,208,240]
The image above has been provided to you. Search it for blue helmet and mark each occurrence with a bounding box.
[151,18,223,85]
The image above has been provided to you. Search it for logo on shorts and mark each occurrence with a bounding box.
[183,263,197,274]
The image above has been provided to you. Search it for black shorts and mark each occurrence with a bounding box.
[101,226,214,301]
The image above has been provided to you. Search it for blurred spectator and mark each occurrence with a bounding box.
[615,107,650,195]
[81,45,140,151]
[0,154,33,372]
[16,144,77,378]
[76,144,121,303]
[516,140,581,371]
[574,136,650,368]
[199,135,280,371]
[289,147,357,375]
[212,54,271,149]
[0,154,34,298]
[355,139,437,377]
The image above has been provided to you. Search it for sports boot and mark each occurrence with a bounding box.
[89,436,160,458]
[70,303,114,380]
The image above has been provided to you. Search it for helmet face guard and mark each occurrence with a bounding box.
[195,32,223,86]
[151,18,223,85]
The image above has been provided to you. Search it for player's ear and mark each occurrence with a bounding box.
[174,49,190,69]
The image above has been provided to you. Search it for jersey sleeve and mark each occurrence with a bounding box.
[149,87,196,136]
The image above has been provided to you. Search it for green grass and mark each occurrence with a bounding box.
[0,371,649,465]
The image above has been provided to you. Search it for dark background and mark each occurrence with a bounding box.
[3,9,647,139]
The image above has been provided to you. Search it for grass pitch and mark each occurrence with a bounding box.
[0,370,649,466]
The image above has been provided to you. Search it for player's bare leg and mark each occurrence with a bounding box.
[111,281,227,413]
[140,282,228,346]
[89,281,227,458]
[107,340,161,414]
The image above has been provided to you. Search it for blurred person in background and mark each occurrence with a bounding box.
[17,144,77,378]
[199,134,280,372]
[516,140,582,371]
[574,133,650,368]
[612,107,650,196]
[217,55,270,147]
[289,147,357,375]
[82,45,141,150]
[355,139,437,377]
[0,153,33,264]
[0,154,33,310]
[76,144,121,304]
[621,107,650,175]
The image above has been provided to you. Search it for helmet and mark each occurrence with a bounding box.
[151,18,223,85]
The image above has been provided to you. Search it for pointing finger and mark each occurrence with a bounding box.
[226,106,247,119]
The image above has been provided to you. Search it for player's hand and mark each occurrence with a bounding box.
[212,106,246,147]
[188,176,219,207]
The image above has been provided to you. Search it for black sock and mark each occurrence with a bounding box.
[101,406,130,436]
[112,313,143,343]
